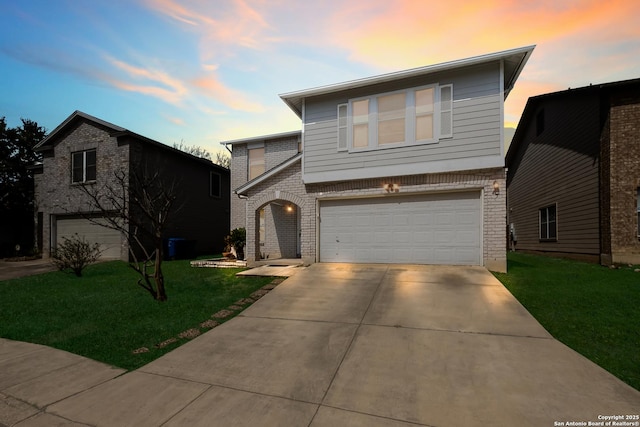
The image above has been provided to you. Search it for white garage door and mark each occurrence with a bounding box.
[56,217,122,260]
[319,192,481,265]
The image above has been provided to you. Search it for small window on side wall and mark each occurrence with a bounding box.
[210,172,221,198]
[539,204,557,241]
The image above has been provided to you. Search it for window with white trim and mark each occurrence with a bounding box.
[539,204,557,241]
[338,84,453,152]
[71,149,96,183]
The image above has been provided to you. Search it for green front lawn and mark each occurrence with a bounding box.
[0,260,274,370]
[494,252,640,391]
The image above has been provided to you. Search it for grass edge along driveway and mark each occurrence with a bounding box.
[0,259,276,371]
[493,252,640,392]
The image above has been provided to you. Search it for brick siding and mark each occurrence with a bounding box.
[607,94,640,264]
[242,160,506,271]
[34,121,129,260]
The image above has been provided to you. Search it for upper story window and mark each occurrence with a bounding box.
[539,204,557,241]
[71,149,96,183]
[248,147,265,180]
[210,171,221,198]
[337,84,453,152]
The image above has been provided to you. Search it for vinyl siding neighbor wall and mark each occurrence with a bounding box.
[507,90,601,257]
[302,62,504,183]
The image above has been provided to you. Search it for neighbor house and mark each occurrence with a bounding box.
[506,78,640,265]
[33,110,230,261]
[224,46,536,272]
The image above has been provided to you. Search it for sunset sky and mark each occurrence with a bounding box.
[1,0,639,156]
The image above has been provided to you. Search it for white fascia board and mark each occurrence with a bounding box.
[302,155,505,184]
[220,130,301,146]
[280,45,535,117]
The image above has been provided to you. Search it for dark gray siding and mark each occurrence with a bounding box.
[507,90,601,255]
[129,139,230,256]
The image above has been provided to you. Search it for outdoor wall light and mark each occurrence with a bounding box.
[493,181,500,195]
[285,205,294,213]
[383,183,400,193]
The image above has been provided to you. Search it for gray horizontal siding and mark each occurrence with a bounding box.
[303,62,502,179]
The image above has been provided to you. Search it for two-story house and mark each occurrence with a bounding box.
[33,110,230,261]
[225,46,535,272]
[506,78,640,265]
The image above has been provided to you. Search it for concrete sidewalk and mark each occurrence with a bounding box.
[2,264,640,426]
[0,340,124,426]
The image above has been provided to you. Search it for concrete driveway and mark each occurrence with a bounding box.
[3,264,640,426]
[0,259,56,282]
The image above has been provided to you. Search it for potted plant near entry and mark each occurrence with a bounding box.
[224,228,246,260]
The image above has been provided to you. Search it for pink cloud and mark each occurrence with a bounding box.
[324,0,639,70]
[103,56,188,105]
[142,0,274,63]
[192,75,264,112]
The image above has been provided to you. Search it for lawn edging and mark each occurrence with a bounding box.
[130,277,285,356]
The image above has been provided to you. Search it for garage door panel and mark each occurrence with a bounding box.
[320,192,481,265]
[393,232,411,244]
[56,217,122,260]
[413,214,432,225]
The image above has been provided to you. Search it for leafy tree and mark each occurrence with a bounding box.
[0,117,46,257]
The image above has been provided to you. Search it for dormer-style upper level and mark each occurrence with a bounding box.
[280,46,534,184]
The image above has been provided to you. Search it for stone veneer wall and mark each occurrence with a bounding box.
[243,160,507,272]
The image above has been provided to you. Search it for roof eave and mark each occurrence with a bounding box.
[220,130,302,146]
[235,153,302,195]
[280,45,536,117]
[34,110,125,152]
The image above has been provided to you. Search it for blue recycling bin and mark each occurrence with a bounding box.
[167,238,185,259]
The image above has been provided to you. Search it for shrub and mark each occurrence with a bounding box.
[51,234,102,277]
[224,227,246,259]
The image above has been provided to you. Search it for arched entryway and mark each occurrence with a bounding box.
[248,191,305,263]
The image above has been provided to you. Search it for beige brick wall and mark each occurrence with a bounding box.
[229,135,300,251]
[242,161,507,271]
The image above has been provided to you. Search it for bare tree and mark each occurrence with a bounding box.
[172,140,230,169]
[77,168,179,301]
[215,151,231,169]
[172,140,211,161]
